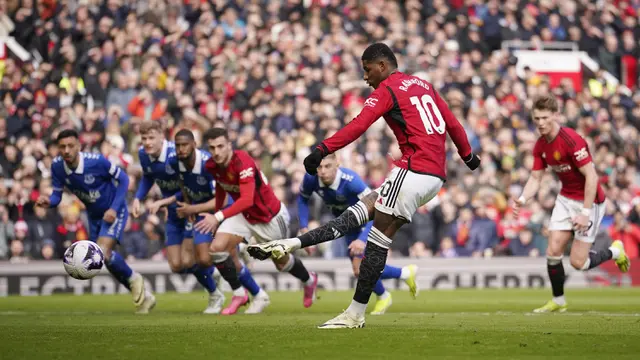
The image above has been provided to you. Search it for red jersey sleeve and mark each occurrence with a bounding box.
[220,153,256,219]
[532,139,547,171]
[433,90,472,159]
[322,87,394,153]
[565,130,593,168]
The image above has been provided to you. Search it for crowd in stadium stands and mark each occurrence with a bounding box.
[1,0,640,263]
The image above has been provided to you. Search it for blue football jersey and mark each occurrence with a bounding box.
[173,149,216,204]
[138,140,181,198]
[51,152,128,218]
[299,167,371,218]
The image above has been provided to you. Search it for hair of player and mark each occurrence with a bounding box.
[361,43,398,69]
[532,95,559,113]
[139,120,163,134]
[175,128,195,142]
[203,127,229,142]
[56,129,79,143]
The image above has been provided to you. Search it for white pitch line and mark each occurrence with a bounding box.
[1,311,639,317]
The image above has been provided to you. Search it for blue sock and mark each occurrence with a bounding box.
[373,279,386,296]
[380,265,402,280]
[105,251,133,290]
[193,265,217,293]
[238,266,261,296]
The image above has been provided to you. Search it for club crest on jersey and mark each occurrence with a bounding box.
[65,178,71,184]
[165,164,175,175]
[553,151,562,161]
[227,172,235,181]
[84,175,95,184]
[197,176,207,186]
[147,167,152,173]
[318,190,324,197]
[336,195,346,202]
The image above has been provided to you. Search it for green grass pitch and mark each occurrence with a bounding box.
[1,288,639,360]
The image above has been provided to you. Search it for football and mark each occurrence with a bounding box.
[62,241,105,280]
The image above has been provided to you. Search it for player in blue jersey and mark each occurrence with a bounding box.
[36,129,156,314]
[168,129,266,314]
[132,121,224,314]
[298,154,418,314]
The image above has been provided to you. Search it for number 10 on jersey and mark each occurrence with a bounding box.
[410,95,446,135]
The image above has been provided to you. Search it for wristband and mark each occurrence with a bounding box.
[214,211,225,222]
[580,208,591,217]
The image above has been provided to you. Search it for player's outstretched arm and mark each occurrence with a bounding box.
[297,175,315,229]
[433,91,480,170]
[579,163,598,211]
[111,167,129,211]
[41,169,65,208]
[322,91,393,153]
[514,170,543,216]
[134,174,154,202]
[304,90,393,175]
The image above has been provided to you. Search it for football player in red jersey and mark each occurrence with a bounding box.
[248,43,480,329]
[512,95,630,313]
[195,128,319,312]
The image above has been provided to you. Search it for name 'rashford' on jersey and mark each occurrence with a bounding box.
[321,72,472,180]
[532,127,606,204]
[51,153,127,217]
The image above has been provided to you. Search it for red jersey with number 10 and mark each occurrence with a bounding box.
[321,72,472,180]
[532,127,605,204]
[204,150,281,224]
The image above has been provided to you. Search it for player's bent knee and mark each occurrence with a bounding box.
[168,261,183,273]
[196,252,212,267]
[210,251,230,264]
[570,256,588,270]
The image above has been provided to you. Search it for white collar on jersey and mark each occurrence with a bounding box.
[319,168,342,191]
[149,140,169,162]
[178,149,203,174]
[63,153,85,175]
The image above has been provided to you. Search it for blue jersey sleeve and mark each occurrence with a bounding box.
[135,173,154,200]
[345,172,370,199]
[358,221,373,241]
[297,174,316,229]
[99,156,129,211]
[49,165,64,208]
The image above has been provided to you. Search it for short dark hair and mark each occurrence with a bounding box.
[203,128,229,143]
[532,95,559,113]
[175,129,195,141]
[361,43,398,68]
[56,129,79,143]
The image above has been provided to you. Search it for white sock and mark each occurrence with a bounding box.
[233,287,245,297]
[553,296,566,306]
[378,291,390,300]
[128,272,141,283]
[304,274,315,287]
[346,299,367,318]
[284,238,302,251]
[609,246,621,260]
[255,289,269,299]
[400,267,411,280]
[580,258,591,271]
